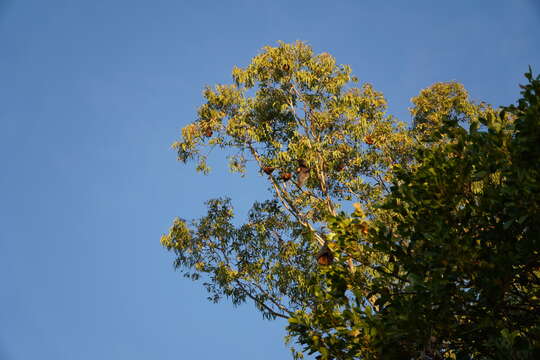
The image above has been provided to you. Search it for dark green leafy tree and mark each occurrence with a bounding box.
[288,70,540,359]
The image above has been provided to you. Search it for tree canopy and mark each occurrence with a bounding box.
[161,41,414,320]
[161,41,539,359]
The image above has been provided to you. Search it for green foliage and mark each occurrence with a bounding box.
[410,81,499,140]
[287,70,540,359]
[162,41,413,322]
[161,41,535,360]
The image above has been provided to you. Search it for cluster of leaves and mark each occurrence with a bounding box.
[161,41,414,320]
[287,70,540,359]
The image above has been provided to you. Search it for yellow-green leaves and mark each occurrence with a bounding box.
[160,218,191,250]
[410,81,498,140]
[172,41,412,224]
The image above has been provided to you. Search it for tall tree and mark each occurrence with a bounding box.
[160,41,413,323]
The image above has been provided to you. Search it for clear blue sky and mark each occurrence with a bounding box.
[1,1,538,359]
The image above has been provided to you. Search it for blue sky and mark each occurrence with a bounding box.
[0,1,538,359]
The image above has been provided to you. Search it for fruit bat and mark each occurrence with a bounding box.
[296,160,309,187]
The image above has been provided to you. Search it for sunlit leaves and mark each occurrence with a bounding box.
[164,42,414,325]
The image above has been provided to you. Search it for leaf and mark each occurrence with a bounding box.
[503,219,514,230]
